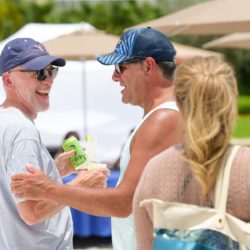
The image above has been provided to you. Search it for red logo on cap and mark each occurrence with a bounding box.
[34,44,44,52]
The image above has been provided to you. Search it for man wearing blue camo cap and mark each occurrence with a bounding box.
[10,28,181,250]
[0,37,109,250]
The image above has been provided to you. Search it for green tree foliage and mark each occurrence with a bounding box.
[18,0,54,24]
[45,0,164,35]
[223,49,250,95]
[0,0,23,39]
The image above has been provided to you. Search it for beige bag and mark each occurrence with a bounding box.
[141,145,250,250]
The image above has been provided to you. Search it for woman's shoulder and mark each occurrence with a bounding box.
[237,145,250,153]
[153,144,183,160]
[234,145,250,164]
[140,145,186,189]
[235,145,250,159]
[145,144,184,172]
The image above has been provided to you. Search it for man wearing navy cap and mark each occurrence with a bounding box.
[0,37,74,250]
[11,28,181,250]
[0,37,109,249]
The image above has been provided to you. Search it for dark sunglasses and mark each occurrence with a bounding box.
[9,66,59,81]
[115,64,123,75]
[115,58,145,75]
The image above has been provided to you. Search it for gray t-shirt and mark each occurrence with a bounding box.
[0,107,73,250]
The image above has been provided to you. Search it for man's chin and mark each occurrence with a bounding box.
[38,105,50,112]
[122,97,137,106]
[121,96,129,104]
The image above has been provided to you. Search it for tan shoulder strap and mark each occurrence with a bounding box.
[214,145,241,212]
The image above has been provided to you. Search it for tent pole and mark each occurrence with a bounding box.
[81,58,87,137]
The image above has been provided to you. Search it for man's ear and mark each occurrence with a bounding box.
[2,72,13,90]
[144,57,157,75]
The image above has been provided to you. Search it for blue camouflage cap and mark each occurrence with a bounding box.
[97,27,176,65]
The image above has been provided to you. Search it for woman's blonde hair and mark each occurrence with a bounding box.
[174,56,238,196]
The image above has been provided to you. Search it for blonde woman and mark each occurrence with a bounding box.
[133,56,250,250]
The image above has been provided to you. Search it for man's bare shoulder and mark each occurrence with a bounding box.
[140,108,180,133]
[132,108,181,151]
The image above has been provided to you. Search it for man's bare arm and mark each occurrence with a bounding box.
[14,165,110,224]
[17,199,64,225]
[11,110,180,217]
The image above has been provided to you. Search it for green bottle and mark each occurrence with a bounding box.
[63,136,88,168]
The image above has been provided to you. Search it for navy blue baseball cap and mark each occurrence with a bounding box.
[0,38,66,75]
[97,27,176,65]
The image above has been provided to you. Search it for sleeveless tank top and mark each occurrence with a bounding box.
[111,101,179,250]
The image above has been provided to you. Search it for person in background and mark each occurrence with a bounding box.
[0,38,109,250]
[11,27,181,250]
[133,56,250,250]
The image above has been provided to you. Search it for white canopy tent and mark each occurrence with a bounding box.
[0,23,142,163]
[0,22,95,50]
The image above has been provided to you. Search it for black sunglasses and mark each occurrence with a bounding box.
[115,58,145,75]
[115,64,123,75]
[9,66,59,81]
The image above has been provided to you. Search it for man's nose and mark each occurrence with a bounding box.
[41,76,53,86]
[112,69,121,82]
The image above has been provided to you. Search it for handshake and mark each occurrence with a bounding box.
[55,135,110,188]
[11,135,110,204]
[62,135,106,170]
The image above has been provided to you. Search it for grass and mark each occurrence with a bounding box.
[237,96,250,114]
[233,115,250,138]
